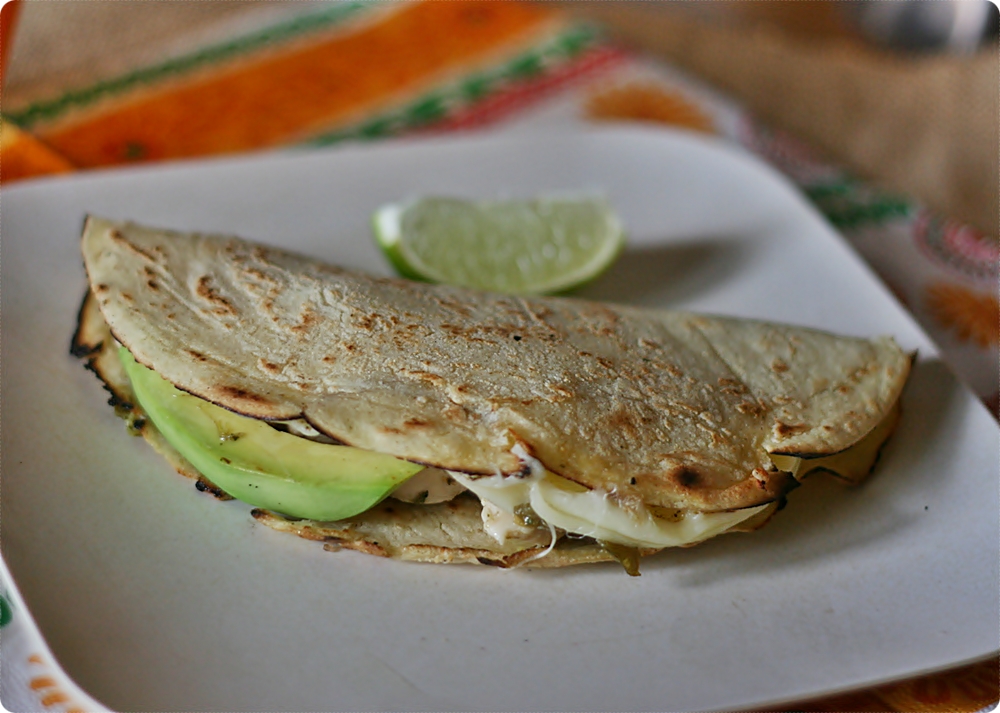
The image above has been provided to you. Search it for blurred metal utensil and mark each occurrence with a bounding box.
[845,0,997,53]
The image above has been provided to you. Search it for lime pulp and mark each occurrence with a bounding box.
[373,196,624,294]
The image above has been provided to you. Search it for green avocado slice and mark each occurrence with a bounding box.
[119,347,425,521]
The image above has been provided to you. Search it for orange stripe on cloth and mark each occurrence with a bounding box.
[39,691,70,707]
[873,657,1000,713]
[37,1,555,168]
[1,120,75,183]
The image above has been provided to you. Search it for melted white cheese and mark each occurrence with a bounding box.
[449,464,765,549]
[480,500,536,544]
[276,419,329,441]
[391,467,467,504]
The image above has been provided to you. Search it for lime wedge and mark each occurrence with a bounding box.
[373,196,624,294]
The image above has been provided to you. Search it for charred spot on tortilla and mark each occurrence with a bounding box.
[774,422,810,439]
[671,466,701,489]
[70,291,105,358]
[196,477,233,500]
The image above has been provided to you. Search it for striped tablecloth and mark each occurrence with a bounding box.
[1,2,996,711]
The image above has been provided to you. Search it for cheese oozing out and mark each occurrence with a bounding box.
[449,404,899,550]
[448,446,769,550]
[390,467,467,504]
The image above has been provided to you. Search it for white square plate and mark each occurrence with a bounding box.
[2,128,997,712]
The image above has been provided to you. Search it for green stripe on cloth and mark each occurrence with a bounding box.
[307,23,601,146]
[6,2,374,130]
[805,178,912,230]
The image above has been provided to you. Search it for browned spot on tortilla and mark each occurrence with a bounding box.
[836,384,851,394]
[737,401,765,416]
[291,305,320,335]
[121,292,134,302]
[664,364,683,378]
[849,365,873,382]
[321,355,336,364]
[403,369,446,386]
[195,275,236,315]
[185,349,208,362]
[244,267,277,283]
[775,421,810,438]
[214,385,273,405]
[607,406,641,440]
[431,295,474,318]
[258,359,282,373]
[403,418,431,428]
[771,359,789,373]
[583,305,620,336]
[548,384,574,399]
[94,283,109,293]
[109,229,158,263]
[718,377,748,396]
[526,303,554,320]
[595,356,616,371]
[440,322,515,342]
[146,279,159,290]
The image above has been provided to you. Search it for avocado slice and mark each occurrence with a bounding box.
[119,347,424,521]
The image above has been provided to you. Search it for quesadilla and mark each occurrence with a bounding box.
[73,216,911,573]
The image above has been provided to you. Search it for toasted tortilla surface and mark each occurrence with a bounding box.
[80,216,911,516]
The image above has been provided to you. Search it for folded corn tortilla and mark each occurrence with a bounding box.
[74,216,911,570]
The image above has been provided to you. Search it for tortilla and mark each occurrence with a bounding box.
[75,216,910,569]
[80,217,909,512]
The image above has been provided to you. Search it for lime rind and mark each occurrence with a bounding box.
[373,196,625,295]
[373,206,428,283]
